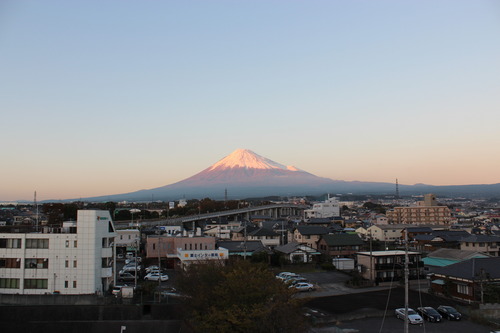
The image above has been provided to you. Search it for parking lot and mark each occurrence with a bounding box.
[315,316,495,333]
[301,280,496,333]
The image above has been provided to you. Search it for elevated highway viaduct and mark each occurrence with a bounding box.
[113,204,307,230]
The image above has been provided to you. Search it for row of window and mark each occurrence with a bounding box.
[0,278,47,289]
[465,242,500,247]
[0,238,49,249]
[182,243,211,250]
[0,278,78,289]
[0,258,79,269]
[65,240,78,248]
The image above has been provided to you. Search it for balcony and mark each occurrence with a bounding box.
[101,247,113,258]
[101,267,112,278]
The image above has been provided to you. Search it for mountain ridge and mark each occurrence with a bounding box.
[62,149,500,202]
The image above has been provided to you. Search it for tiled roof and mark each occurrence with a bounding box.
[460,234,500,243]
[428,248,490,260]
[274,241,318,254]
[296,226,329,236]
[433,257,500,281]
[407,227,433,233]
[248,228,278,237]
[320,233,364,246]
[217,240,268,253]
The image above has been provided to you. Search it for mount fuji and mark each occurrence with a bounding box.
[78,149,500,202]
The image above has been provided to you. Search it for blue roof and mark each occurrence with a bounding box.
[423,257,459,267]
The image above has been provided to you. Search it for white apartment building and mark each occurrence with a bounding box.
[304,196,340,220]
[0,210,116,295]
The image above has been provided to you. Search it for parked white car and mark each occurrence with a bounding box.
[290,282,315,292]
[276,272,299,280]
[395,308,424,324]
[125,257,141,265]
[144,272,169,282]
[120,265,141,274]
[146,265,160,273]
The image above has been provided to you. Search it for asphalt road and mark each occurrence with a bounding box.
[305,288,456,314]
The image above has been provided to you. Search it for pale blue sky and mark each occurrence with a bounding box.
[1,1,499,201]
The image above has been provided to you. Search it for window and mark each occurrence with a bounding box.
[0,258,21,268]
[65,240,69,248]
[65,281,69,288]
[24,279,48,289]
[457,284,470,295]
[65,260,69,268]
[73,260,77,268]
[74,240,78,248]
[73,281,77,288]
[26,239,49,249]
[102,258,109,268]
[0,278,20,289]
[25,258,48,269]
[152,243,156,250]
[0,238,22,248]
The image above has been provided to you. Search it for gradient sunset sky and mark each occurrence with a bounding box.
[1,1,499,201]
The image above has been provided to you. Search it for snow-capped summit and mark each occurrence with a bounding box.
[207,149,300,172]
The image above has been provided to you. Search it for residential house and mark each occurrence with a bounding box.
[364,224,406,242]
[373,214,389,225]
[317,233,364,258]
[292,226,329,250]
[247,228,280,248]
[304,218,333,227]
[403,226,434,241]
[274,241,320,263]
[413,230,470,252]
[459,234,500,257]
[423,248,489,274]
[356,250,424,283]
[430,257,500,302]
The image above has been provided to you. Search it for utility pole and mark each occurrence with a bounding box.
[369,230,373,282]
[404,229,409,333]
[158,236,162,301]
[243,220,247,260]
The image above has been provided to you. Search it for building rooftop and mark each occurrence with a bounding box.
[357,250,420,256]
[295,225,329,235]
[433,257,500,281]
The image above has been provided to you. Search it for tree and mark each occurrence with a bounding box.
[175,260,308,333]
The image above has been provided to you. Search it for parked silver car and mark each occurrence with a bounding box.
[395,308,423,325]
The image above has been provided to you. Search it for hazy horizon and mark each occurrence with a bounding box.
[1,1,499,201]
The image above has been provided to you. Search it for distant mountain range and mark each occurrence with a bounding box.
[75,149,499,202]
